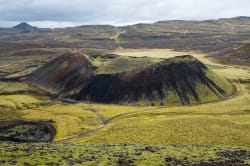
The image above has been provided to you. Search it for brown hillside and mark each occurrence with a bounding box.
[209,43,250,66]
[28,52,95,92]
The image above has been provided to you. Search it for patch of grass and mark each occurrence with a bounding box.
[75,82,250,145]
[0,81,51,111]
[206,70,235,95]
[0,95,44,111]
[81,114,250,146]
[111,49,221,68]
[97,56,161,74]
[0,143,249,165]
[0,110,23,120]
[22,104,102,141]
[0,81,30,94]
[79,103,149,119]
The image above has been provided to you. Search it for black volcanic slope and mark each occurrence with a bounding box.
[28,53,234,106]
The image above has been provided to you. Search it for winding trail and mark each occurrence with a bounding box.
[57,82,242,143]
[113,30,127,43]
[86,107,106,124]
[57,106,162,143]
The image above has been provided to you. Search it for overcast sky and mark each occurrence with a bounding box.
[0,0,250,28]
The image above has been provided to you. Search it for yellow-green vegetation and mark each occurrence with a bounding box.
[81,112,250,146]
[80,103,152,119]
[0,143,249,165]
[0,56,49,74]
[0,81,50,97]
[0,82,101,141]
[22,104,102,141]
[0,48,68,74]
[78,82,250,146]
[112,49,186,59]
[0,95,41,110]
[97,56,161,74]
[111,49,226,70]
[0,109,23,120]
[0,81,31,94]
[0,81,49,111]
[195,69,236,103]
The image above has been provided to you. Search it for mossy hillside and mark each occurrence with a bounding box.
[77,55,234,105]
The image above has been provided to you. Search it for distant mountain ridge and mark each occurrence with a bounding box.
[0,16,250,65]
[13,22,38,31]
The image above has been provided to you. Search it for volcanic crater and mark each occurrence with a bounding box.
[28,52,234,106]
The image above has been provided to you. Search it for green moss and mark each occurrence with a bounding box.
[165,90,181,106]
[0,143,249,165]
[195,84,219,102]
[206,70,235,96]
[97,56,161,74]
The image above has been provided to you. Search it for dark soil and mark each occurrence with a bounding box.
[0,120,56,142]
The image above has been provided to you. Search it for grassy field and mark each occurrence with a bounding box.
[76,81,249,146]
[22,104,101,141]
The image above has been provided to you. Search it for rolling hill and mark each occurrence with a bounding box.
[209,43,250,66]
[0,17,250,66]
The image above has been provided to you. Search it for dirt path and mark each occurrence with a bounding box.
[113,30,127,43]
[56,81,243,144]
[85,107,106,124]
[57,106,161,143]
[113,30,127,49]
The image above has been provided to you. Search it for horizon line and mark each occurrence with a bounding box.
[2,15,250,29]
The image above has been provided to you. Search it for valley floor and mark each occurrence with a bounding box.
[0,49,249,165]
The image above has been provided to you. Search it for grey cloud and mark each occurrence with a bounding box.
[0,0,249,28]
